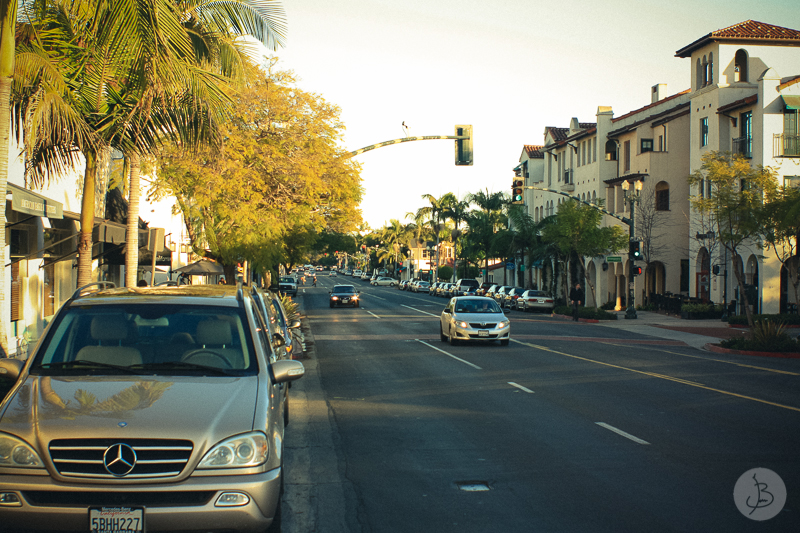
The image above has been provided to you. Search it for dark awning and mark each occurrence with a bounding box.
[7,183,63,219]
[174,260,224,275]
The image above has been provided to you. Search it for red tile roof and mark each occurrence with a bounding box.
[717,94,758,114]
[676,20,800,57]
[612,89,692,123]
[545,127,569,142]
[523,145,545,158]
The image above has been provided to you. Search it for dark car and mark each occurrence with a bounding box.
[330,284,360,308]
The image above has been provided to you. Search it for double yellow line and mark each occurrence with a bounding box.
[511,339,800,413]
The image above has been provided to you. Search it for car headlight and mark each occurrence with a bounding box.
[458,321,469,328]
[0,433,44,468]
[352,295,359,299]
[331,296,339,300]
[497,321,509,329]
[198,432,268,469]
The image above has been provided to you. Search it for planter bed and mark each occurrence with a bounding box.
[704,343,800,359]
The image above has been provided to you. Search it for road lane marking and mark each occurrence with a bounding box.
[402,305,439,317]
[599,342,799,376]
[365,293,387,301]
[596,422,650,445]
[511,339,800,413]
[416,340,482,369]
[366,311,381,319]
[508,382,534,393]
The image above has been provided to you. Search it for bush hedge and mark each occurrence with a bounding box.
[726,313,800,326]
[554,305,618,321]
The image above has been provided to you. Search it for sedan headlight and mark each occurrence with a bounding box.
[331,296,339,300]
[497,321,509,329]
[352,295,359,299]
[198,432,268,469]
[458,321,469,328]
[0,433,44,468]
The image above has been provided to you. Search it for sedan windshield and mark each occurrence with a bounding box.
[332,286,356,294]
[454,299,502,313]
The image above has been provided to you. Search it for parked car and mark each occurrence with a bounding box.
[252,288,302,361]
[371,277,397,287]
[398,280,410,290]
[516,290,556,312]
[492,286,513,305]
[475,282,493,296]
[352,269,362,278]
[429,282,441,294]
[329,284,360,308]
[414,281,430,293]
[453,278,480,296]
[0,282,305,533]
[502,287,526,309]
[278,275,298,297]
[484,284,500,300]
[439,296,510,346]
[361,271,370,281]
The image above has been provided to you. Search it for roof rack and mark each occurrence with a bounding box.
[71,281,116,300]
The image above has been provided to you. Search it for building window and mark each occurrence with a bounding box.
[696,58,703,90]
[658,134,664,151]
[655,182,670,211]
[707,52,714,86]
[734,49,748,83]
[784,107,799,156]
[641,139,654,153]
[700,117,708,147]
[735,111,753,158]
[605,140,617,161]
[623,140,630,172]
[681,259,690,292]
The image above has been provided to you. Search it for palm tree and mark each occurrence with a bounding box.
[415,193,450,281]
[441,193,469,280]
[465,189,507,279]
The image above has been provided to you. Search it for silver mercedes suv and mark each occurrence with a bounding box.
[0,282,304,533]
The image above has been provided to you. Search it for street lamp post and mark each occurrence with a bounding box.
[621,180,643,319]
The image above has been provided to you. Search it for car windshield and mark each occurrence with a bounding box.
[333,286,356,294]
[528,290,548,297]
[280,277,295,283]
[454,299,502,313]
[31,304,257,375]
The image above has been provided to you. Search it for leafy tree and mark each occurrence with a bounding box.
[762,184,800,313]
[688,151,778,326]
[441,194,469,281]
[541,200,628,307]
[154,62,362,276]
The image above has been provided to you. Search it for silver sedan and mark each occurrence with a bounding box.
[371,276,397,287]
[439,296,510,346]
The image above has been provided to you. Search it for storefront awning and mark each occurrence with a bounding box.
[174,260,224,275]
[782,95,800,111]
[7,183,63,219]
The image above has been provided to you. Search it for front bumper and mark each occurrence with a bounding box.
[452,324,510,341]
[0,468,282,533]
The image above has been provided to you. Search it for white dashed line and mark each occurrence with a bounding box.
[595,422,650,445]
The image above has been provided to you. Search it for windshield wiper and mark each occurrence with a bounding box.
[129,362,234,375]
[38,361,140,374]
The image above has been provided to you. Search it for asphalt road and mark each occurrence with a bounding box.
[283,276,800,532]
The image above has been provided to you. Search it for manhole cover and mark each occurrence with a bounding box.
[456,481,491,492]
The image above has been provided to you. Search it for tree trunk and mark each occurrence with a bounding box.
[77,151,98,288]
[731,252,754,327]
[0,0,18,355]
[125,153,141,287]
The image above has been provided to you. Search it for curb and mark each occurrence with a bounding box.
[703,343,800,359]
[552,313,600,324]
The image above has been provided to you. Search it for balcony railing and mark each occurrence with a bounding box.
[563,169,573,185]
[732,135,752,158]
[774,133,800,157]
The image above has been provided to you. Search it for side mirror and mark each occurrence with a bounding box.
[443,308,451,314]
[0,358,25,383]
[270,360,305,384]
[272,332,286,348]
[289,320,302,330]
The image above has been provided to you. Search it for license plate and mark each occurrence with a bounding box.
[90,507,144,533]
[342,298,349,303]
[478,330,489,337]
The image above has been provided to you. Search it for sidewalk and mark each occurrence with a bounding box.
[596,310,748,351]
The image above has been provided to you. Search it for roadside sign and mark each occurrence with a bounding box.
[607,256,622,263]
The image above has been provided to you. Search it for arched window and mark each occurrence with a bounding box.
[707,52,714,85]
[655,181,670,211]
[696,58,703,90]
[734,49,748,82]
[592,191,597,204]
[702,55,709,86]
[605,140,617,161]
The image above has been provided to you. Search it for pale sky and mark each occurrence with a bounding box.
[272,0,799,230]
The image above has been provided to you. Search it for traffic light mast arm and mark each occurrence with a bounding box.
[522,185,631,226]
[347,134,468,157]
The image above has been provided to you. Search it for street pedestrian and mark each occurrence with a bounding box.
[569,282,584,322]
[313,275,317,287]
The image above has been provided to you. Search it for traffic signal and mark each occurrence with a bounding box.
[633,266,643,276]
[455,125,473,166]
[629,240,642,260]
[512,180,524,204]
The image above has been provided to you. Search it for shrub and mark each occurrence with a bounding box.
[727,313,800,326]
[554,305,617,320]
[437,266,453,281]
[719,319,800,353]
[600,301,616,310]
